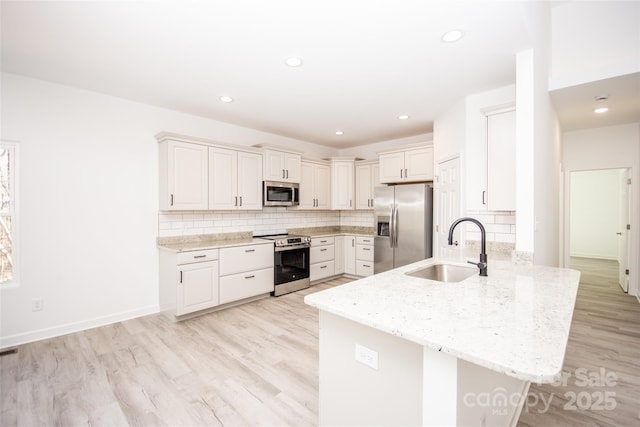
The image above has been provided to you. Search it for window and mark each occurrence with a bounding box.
[0,142,17,284]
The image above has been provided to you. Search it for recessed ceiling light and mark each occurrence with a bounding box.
[335,131,344,136]
[441,29,464,43]
[220,96,234,103]
[398,115,410,120]
[285,57,303,67]
[594,107,609,114]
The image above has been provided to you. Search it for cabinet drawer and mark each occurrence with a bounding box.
[311,260,335,281]
[219,244,273,276]
[356,260,374,277]
[177,248,219,265]
[311,244,335,263]
[356,245,374,261]
[356,236,374,245]
[219,267,274,304]
[312,236,335,246]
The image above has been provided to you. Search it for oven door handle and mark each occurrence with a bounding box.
[274,244,311,252]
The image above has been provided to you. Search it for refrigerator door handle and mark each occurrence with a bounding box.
[389,205,395,248]
[393,204,399,248]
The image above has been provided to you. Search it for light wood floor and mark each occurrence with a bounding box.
[518,257,640,427]
[2,261,639,426]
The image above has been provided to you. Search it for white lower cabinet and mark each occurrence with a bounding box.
[344,235,357,275]
[311,236,336,281]
[355,236,374,277]
[334,236,345,274]
[160,242,274,319]
[219,243,274,303]
[160,248,220,317]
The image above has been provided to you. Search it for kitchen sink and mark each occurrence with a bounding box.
[405,263,478,283]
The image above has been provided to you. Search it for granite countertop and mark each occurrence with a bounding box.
[157,232,272,252]
[304,251,581,383]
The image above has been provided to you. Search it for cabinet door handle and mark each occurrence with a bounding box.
[363,239,371,243]
[400,169,403,179]
[320,265,327,269]
[193,255,206,259]
[320,240,327,243]
[245,275,255,279]
[482,191,486,205]
[286,169,289,179]
[239,196,242,206]
[352,239,355,247]
[235,196,238,206]
[320,248,327,252]
[404,168,407,178]
[349,199,352,207]
[363,247,371,251]
[363,264,371,268]
[245,249,255,253]
[170,194,174,206]
[180,271,183,283]
[282,169,286,179]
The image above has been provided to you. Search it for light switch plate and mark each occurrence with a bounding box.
[355,343,378,370]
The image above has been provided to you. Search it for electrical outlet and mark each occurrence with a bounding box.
[355,343,378,370]
[32,298,44,312]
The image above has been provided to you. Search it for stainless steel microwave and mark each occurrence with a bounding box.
[263,181,299,207]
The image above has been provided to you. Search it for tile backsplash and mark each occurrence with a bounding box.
[158,208,514,242]
[463,210,516,243]
[158,208,375,237]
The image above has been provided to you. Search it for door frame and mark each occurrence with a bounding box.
[563,166,636,296]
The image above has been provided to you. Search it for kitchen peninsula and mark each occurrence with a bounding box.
[304,252,580,427]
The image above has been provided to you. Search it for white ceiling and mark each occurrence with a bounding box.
[1,1,637,149]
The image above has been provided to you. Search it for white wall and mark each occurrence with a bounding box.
[434,98,466,164]
[570,170,622,259]
[563,123,640,296]
[518,1,561,267]
[550,0,640,90]
[0,72,339,347]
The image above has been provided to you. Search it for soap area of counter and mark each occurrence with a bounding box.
[304,252,580,426]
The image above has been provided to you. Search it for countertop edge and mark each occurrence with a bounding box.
[303,256,580,384]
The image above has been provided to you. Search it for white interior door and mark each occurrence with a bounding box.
[436,157,461,257]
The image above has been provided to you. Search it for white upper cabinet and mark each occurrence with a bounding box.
[355,161,380,210]
[466,108,516,211]
[331,159,355,210]
[159,140,208,210]
[379,147,433,184]
[236,151,263,210]
[263,148,301,183]
[486,110,516,211]
[299,160,331,209]
[209,147,263,210]
[157,133,263,211]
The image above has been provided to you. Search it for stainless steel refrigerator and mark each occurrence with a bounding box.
[374,183,433,274]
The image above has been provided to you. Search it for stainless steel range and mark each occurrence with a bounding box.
[259,234,311,296]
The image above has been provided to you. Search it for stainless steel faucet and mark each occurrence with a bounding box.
[447,217,488,276]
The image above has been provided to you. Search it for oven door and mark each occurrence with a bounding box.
[274,246,310,285]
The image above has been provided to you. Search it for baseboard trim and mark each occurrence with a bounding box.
[0,304,160,349]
